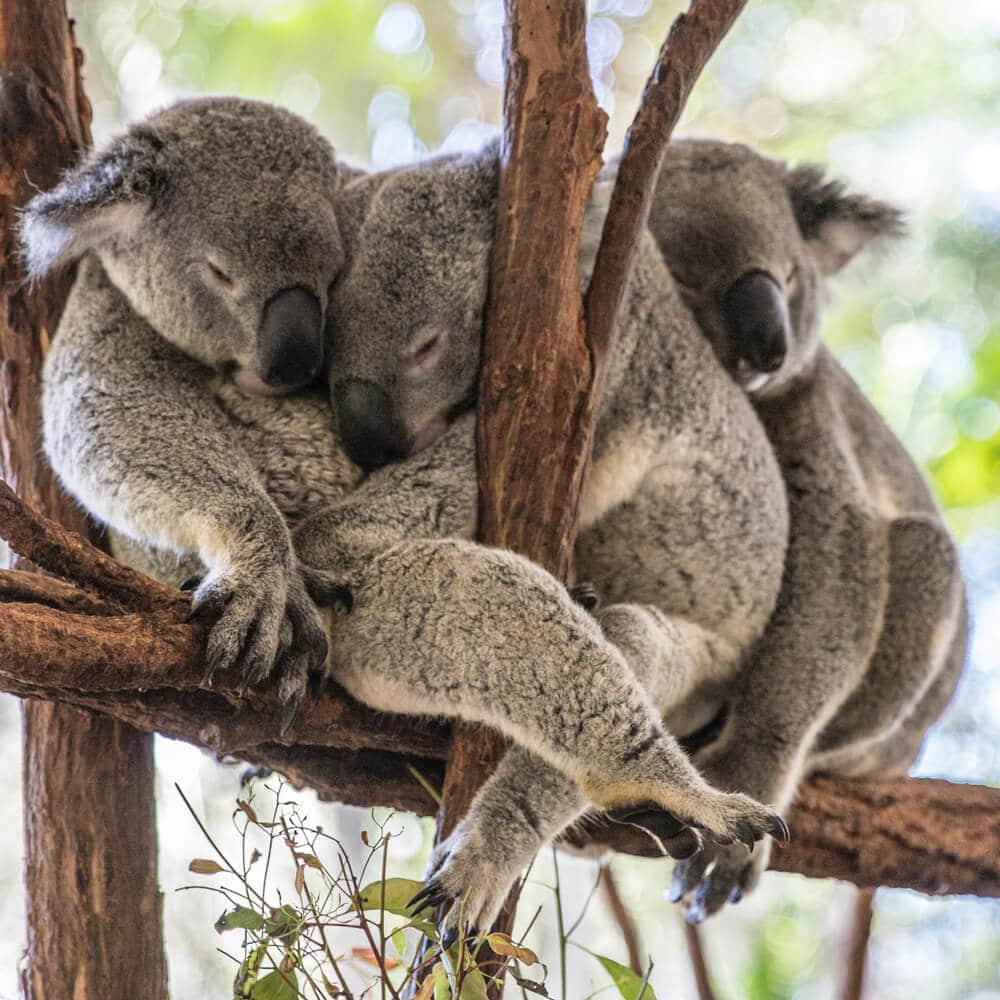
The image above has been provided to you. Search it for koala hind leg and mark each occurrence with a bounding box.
[813,514,964,765]
[328,539,786,849]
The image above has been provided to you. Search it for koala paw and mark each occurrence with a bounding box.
[193,562,328,717]
[667,838,773,922]
[674,789,788,854]
[407,821,528,935]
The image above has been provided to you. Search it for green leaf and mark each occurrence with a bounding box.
[392,928,407,960]
[355,877,426,918]
[264,904,301,946]
[583,948,657,1000]
[251,970,298,1000]
[458,967,489,1000]
[216,906,266,934]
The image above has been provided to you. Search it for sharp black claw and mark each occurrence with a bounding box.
[440,927,460,951]
[729,887,743,904]
[768,814,791,845]
[407,880,447,915]
[280,695,301,736]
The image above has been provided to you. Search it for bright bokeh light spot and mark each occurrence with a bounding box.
[956,397,1000,442]
[962,139,1000,198]
[881,320,939,373]
[280,72,320,116]
[118,39,163,95]
[439,118,497,153]
[859,0,907,45]
[912,412,959,461]
[775,19,870,104]
[587,17,623,72]
[374,3,426,56]
[368,86,410,131]
[744,96,788,139]
[475,41,503,86]
[371,119,421,168]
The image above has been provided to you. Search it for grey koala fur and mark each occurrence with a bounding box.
[24,103,787,922]
[629,139,967,920]
[293,147,790,929]
[318,142,966,928]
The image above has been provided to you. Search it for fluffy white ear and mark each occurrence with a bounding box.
[18,127,164,280]
[786,164,905,275]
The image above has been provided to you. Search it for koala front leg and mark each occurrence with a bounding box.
[293,412,478,585]
[43,275,326,706]
[812,514,964,768]
[416,747,589,933]
[329,539,786,850]
[670,500,889,922]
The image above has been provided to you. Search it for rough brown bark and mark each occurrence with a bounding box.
[0,2,168,996]
[0,563,997,897]
[434,2,608,982]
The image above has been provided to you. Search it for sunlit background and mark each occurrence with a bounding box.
[1,0,998,996]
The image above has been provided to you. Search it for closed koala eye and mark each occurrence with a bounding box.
[203,257,235,290]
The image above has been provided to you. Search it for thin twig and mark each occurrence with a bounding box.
[840,887,876,1000]
[601,865,643,977]
[682,918,716,1000]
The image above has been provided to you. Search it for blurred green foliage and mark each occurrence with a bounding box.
[32,2,997,998]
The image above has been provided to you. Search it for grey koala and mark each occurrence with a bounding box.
[290,146,791,929]
[24,96,354,705]
[634,139,967,919]
[23,104,786,892]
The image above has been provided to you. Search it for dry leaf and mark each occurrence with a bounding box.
[350,947,400,970]
[188,858,223,875]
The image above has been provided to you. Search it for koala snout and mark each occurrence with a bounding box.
[334,377,411,471]
[258,287,324,391]
[721,271,789,384]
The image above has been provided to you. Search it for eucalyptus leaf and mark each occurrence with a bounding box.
[216,907,266,934]
[356,877,426,918]
[251,970,298,1000]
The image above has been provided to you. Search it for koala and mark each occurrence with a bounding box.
[289,145,791,929]
[23,105,787,911]
[615,139,968,920]
[24,96,355,707]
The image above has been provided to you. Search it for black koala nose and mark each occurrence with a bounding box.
[334,377,410,471]
[259,286,324,390]
[721,271,790,379]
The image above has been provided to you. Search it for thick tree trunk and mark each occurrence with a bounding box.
[0,3,168,996]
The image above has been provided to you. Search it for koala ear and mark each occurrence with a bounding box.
[786,164,905,275]
[19,125,165,280]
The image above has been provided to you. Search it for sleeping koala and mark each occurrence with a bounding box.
[23,104,786,896]
[311,142,966,927]
[631,140,967,919]
[289,145,791,929]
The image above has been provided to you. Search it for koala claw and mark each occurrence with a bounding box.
[407,878,449,917]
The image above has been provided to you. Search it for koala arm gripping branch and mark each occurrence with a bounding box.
[41,258,327,695]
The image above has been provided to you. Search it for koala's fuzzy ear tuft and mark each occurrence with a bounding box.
[18,125,166,280]
[786,163,905,275]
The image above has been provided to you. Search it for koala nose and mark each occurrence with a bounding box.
[721,271,789,379]
[259,286,324,391]
[334,377,410,471]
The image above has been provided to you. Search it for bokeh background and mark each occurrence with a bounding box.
[1,0,998,996]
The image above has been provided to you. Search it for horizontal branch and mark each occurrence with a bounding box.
[2,487,996,898]
[0,478,183,613]
[2,602,997,897]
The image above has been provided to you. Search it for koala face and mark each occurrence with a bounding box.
[325,148,498,470]
[21,97,349,395]
[649,140,903,395]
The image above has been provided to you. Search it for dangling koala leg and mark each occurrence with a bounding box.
[659,501,891,922]
[414,745,702,934]
[327,538,786,849]
[813,514,964,766]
